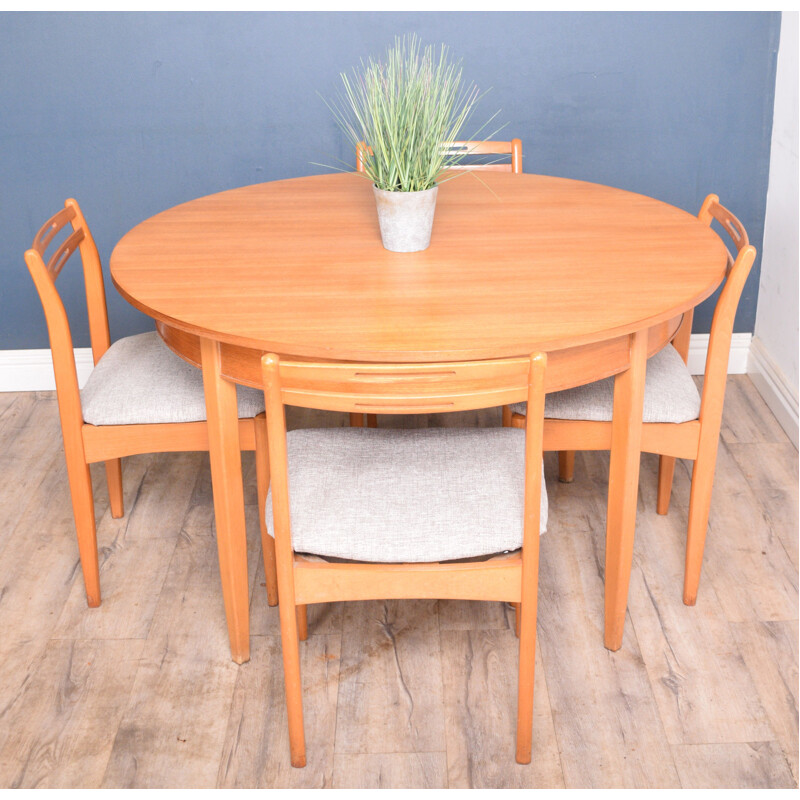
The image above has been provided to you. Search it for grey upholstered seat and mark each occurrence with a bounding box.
[81,331,265,425]
[266,427,547,563]
[510,344,700,424]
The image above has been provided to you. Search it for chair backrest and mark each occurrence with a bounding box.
[24,199,111,423]
[261,352,546,556]
[357,138,522,174]
[693,195,757,422]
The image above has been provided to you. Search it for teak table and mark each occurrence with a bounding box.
[110,171,728,663]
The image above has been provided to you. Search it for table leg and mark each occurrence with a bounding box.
[604,328,648,651]
[200,337,250,664]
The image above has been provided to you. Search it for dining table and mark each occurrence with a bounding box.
[110,170,728,664]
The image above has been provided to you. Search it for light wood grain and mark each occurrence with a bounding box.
[217,635,341,788]
[51,454,199,640]
[626,485,774,744]
[335,600,446,755]
[671,741,796,789]
[0,395,65,555]
[0,454,108,644]
[0,380,795,789]
[111,172,726,361]
[731,620,799,784]
[719,374,790,445]
[700,442,797,622]
[331,753,448,788]
[0,639,144,788]
[100,488,261,788]
[441,629,564,788]
[727,441,799,571]
[535,467,682,788]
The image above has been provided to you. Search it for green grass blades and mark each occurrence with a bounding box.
[324,34,501,192]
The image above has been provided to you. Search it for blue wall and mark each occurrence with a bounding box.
[1,11,780,349]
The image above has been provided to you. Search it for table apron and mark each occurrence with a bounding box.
[156,314,683,397]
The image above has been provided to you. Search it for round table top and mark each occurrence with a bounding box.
[110,171,728,363]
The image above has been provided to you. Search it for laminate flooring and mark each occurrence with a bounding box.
[0,377,796,788]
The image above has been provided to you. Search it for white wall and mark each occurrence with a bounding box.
[749,11,799,446]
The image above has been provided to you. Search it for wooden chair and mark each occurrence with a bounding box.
[504,195,756,605]
[259,351,547,767]
[24,198,277,609]
[354,136,523,430]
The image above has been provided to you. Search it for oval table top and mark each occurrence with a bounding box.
[110,171,727,363]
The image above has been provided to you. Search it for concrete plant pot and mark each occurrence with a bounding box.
[373,185,438,252]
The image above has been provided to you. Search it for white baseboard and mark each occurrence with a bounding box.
[747,336,799,447]
[686,332,751,375]
[0,333,752,393]
[0,348,94,392]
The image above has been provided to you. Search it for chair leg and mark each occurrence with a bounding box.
[514,602,521,638]
[657,455,676,515]
[366,414,378,428]
[683,448,719,606]
[515,595,538,765]
[349,413,364,427]
[254,415,278,607]
[502,405,512,427]
[64,452,101,607]
[558,451,575,483]
[278,591,306,767]
[297,604,308,641]
[104,458,124,518]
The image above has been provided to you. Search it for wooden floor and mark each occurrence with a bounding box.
[0,376,796,788]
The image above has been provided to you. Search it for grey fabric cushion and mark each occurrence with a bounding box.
[510,345,700,424]
[81,331,265,425]
[266,427,547,563]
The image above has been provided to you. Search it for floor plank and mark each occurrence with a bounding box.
[732,620,799,784]
[536,459,682,788]
[331,752,448,788]
[716,375,790,445]
[51,455,175,641]
[0,379,795,788]
[0,639,144,788]
[699,442,797,622]
[0,395,67,555]
[442,629,564,788]
[100,489,260,788]
[217,634,341,788]
[727,441,799,572]
[626,503,774,745]
[672,741,795,789]
[334,600,446,756]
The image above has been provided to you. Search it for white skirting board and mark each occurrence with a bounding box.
[747,336,799,447]
[0,332,754,393]
[0,348,96,393]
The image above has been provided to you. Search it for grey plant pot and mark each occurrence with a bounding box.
[373,185,438,253]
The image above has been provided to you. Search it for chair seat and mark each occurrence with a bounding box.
[266,427,547,563]
[510,344,701,424]
[81,331,265,425]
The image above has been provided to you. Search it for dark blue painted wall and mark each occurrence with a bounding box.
[0,11,780,349]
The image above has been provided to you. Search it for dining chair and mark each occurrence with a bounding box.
[354,137,523,429]
[259,351,547,767]
[503,194,756,605]
[24,198,276,609]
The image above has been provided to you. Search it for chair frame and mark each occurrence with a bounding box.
[24,198,276,609]
[260,351,546,767]
[506,194,756,605]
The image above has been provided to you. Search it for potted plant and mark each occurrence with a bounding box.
[325,34,500,253]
